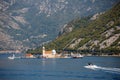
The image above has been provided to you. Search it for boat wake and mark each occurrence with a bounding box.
[84,65,120,74]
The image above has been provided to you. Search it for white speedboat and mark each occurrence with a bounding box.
[84,64,100,70]
[8,54,15,59]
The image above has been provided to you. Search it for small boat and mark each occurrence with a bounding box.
[85,65,98,69]
[8,54,21,59]
[84,63,99,69]
[8,54,15,59]
[72,54,84,58]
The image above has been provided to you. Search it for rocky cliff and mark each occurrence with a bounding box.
[0,0,119,51]
[45,2,120,54]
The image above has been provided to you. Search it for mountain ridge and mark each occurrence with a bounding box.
[0,0,119,51]
[42,2,120,55]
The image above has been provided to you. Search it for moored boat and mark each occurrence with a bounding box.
[72,54,84,58]
[8,54,15,59]
[8,54,21,59]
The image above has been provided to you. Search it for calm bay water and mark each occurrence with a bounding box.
[0,54,120,80]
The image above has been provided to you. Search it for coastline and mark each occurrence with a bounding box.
[0,51,120,58]
[85,54,120,57]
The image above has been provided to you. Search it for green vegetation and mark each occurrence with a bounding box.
[26,47,42,54]
[28,2,120,55]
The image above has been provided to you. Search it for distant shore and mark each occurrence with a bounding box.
[0,50,21,54]
[85,54,120,57]
[0,51,120,57]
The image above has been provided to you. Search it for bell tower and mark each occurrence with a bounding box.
[42,46,45,56]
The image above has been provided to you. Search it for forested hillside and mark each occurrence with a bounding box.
[39,2,120,55]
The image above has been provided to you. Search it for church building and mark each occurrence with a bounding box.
[42,46,58,58]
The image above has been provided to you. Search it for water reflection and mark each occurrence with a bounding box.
[41,58,57,68]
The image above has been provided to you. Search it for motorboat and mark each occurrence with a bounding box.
[84,63,99,69]
[8,54,21,59]
[85,65,98,69]
[72,54,84,58]
[8,54,15,59]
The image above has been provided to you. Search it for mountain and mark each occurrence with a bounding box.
[0,0,119,51]
[43,2,120,55]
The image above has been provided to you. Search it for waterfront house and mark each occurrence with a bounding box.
[25,53,35,58]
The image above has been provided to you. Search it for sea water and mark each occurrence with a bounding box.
[0,54,120,80]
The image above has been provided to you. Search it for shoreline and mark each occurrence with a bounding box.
[85,54,120,57]
[0,52,120,57]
